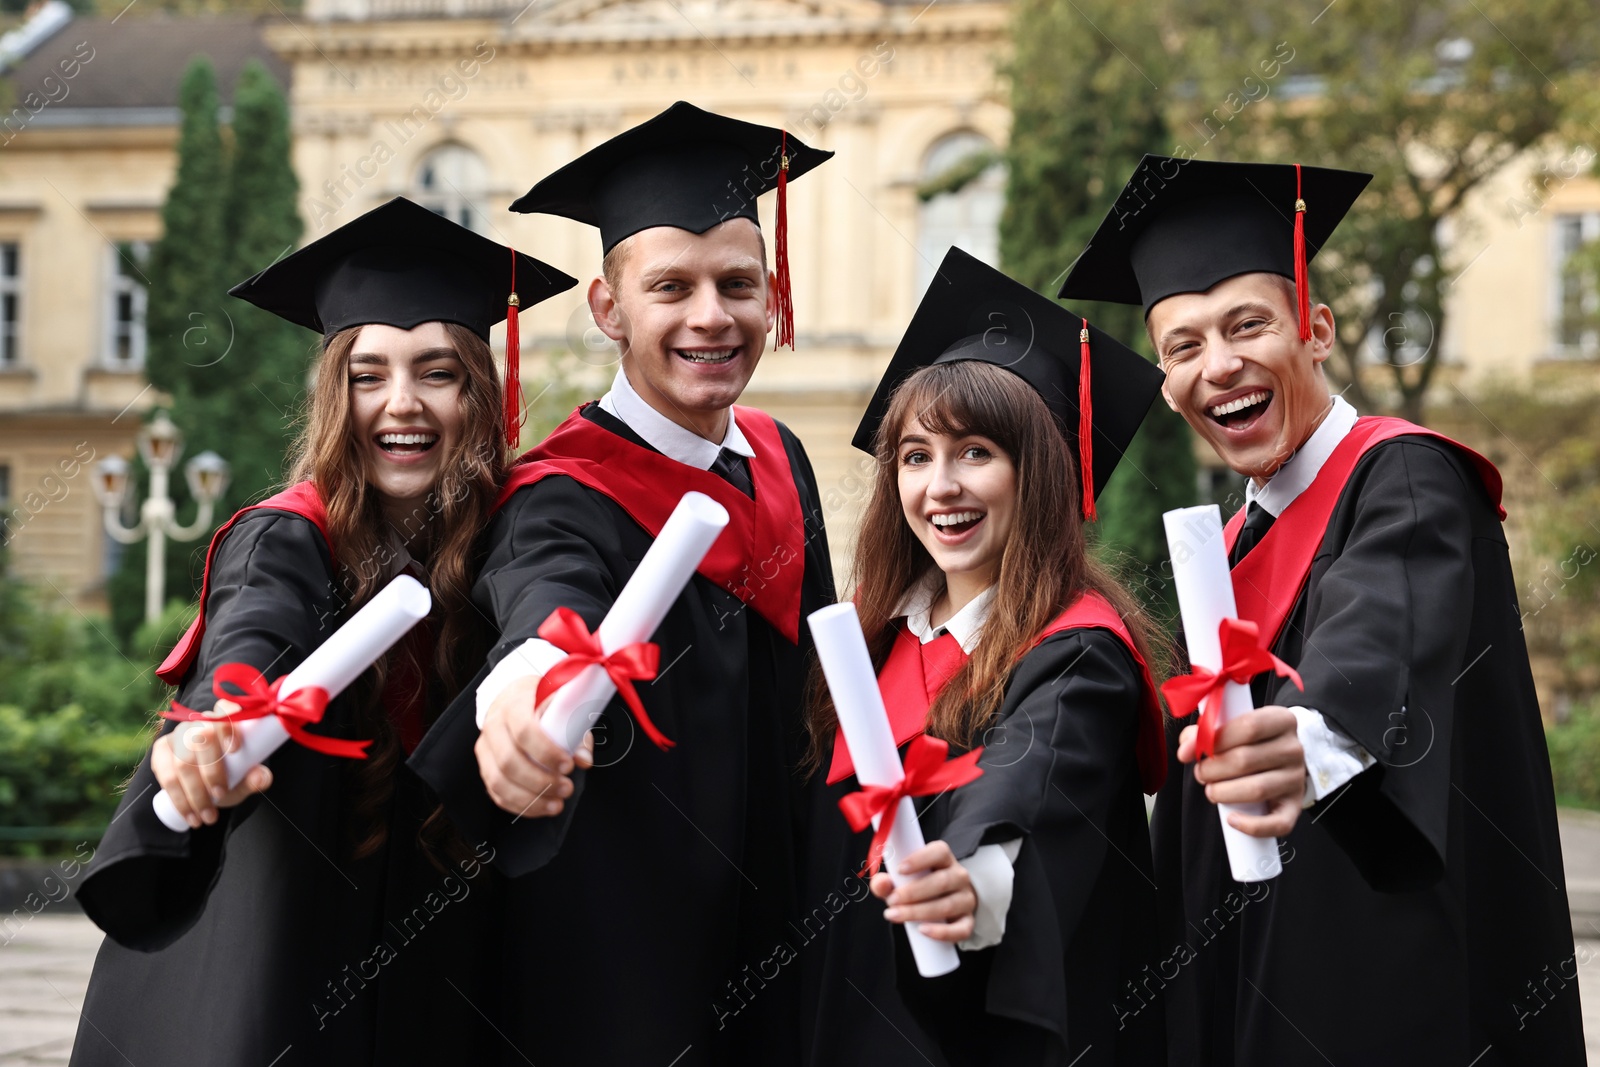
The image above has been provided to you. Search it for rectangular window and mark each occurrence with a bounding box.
[105,240,150,369]
[1553,212,1600,355]
[0,242,19,368]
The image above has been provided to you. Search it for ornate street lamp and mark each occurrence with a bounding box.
[95,411,231,624]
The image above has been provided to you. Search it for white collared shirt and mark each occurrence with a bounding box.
[1245,395,1360,518]
[1239,394,1375,805]
[474,366,757,726]
[896,572,996,654]
[598,366,755,469]
[892,573,1020,953]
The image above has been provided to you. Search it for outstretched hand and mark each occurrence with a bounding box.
[1177,705,1305,838]
[151,699,273,829]
[475,674,595,818]
[869,839,977,944]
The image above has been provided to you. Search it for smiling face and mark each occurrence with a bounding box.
[1148,272,1336,484]
[588,218,774,442]
[896,416,1018,599]
[346,321,466,523]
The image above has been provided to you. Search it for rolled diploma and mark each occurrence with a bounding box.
[1163,504,1282,883]
[808,601,961,979]
[152,574,433,833]
[537,491,730,754]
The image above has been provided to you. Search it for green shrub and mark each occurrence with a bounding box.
[0,704,152,855]
[1547,699,1600,811]
[0,565,186,854]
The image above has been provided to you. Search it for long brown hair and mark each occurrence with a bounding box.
[288,321,506,858]
[805,360,1169,770]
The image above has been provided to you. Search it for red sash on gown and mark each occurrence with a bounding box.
[496,404,808,643]
[827,590,1166,794]
[1223,417,1503,651]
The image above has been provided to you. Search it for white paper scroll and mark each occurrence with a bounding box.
[537,491,730,754]
[808,602,961,979]
[1164,504,1282,883]
[152,574,433,833]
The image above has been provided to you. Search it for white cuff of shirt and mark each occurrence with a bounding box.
[474,637,570,729]
[1290,706,1376,807]
[957,838,1023,952]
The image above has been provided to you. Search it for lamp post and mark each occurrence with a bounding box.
[94,411,231,625]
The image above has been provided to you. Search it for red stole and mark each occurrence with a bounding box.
[1224,417,1504,652]
[155,480,429,754]
[497,404,808,643]
[826,591,1167,794]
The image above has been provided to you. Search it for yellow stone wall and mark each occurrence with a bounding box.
[271,0,1012,578]
[6,0,1597,607]
[0,123,170,604]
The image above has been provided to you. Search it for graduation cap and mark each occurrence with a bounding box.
[1058,156,1372,341]
[510,101,832,349]
[230,197,579,449]
[855,247,1164,521]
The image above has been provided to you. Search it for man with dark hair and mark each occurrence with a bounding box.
[1062,155,1584,1065]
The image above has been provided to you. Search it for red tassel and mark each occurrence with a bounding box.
[773,132,794,350]
[1293,163,1311,343]
[1078,318,1096,522]
[504,248,522,451]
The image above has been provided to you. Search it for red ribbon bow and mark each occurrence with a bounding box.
[163,663,371,760]
[1160,618,1304,759]
[534,607,672,751]
[838,735,985,877]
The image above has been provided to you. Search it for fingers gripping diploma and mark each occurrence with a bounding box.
[150,699,274,830]
[870,840,978,944]
[1178,705,1307,839]
[474,673,596,818]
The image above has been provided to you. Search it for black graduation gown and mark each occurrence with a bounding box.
[1151,436,1585,1066]
[71,509,503,1067]
[408,405,837,1067]
[889,630,1164,1067]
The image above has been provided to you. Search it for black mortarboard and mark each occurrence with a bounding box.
[230,197,578,447]
[855,247,1164,521]
[1058,156,1371,340]
[510,101,832,348]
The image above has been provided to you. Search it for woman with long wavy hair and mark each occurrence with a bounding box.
[71,198,576,1067]
[806,249,1171,1067]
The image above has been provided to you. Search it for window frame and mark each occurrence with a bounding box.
[0,240,22,369]
[1550,211,1600,358]
[102,239,151,371]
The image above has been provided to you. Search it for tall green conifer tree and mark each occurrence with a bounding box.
[112,59,228,639]
[216,59,312,507]
[111,59,309,640]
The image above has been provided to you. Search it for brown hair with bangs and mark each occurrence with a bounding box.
[805,359,1168,770]
[288,320,506,860]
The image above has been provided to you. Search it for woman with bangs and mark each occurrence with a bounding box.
[71,198,575,1067]
[807,249,1171,1067]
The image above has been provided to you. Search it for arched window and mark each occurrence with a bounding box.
[412,144,489,232]
[915,131,1004,298]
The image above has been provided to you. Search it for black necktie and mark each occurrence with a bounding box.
[1230,502,1275,565]
[712,448,754,499]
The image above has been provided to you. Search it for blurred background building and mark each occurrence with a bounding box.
[1,0,1597,608]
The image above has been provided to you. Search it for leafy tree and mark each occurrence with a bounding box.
[1164,0,1600,422]
[999,0,1199,617]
